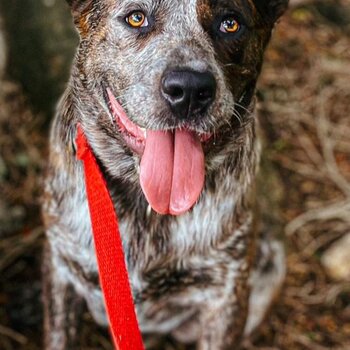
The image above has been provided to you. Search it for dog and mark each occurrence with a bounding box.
[42,0,288,349]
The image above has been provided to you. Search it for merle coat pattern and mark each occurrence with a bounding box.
[42,0,288,349]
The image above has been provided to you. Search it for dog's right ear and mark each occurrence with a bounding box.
[66,0,94,34]
[66,1,94,20]
[66,0,92,16]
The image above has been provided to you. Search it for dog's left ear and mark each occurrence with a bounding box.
[255,0,289,23]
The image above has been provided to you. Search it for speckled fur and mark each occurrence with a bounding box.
[42,1,288,349]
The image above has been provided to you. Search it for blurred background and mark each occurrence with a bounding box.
[0,0,349,349]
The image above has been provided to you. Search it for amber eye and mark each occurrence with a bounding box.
[126,11,148,28]
[220,17,241,34]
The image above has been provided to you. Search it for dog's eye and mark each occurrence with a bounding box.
[126,11,148,28]
[220,17,241,34]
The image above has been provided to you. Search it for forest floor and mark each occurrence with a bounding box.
[0,0,349,349]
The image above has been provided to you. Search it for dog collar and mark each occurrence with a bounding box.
[76,125,145,350]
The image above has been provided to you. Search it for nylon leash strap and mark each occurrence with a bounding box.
[76,126,145,350]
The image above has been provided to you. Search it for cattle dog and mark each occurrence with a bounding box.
[42,0,288,348]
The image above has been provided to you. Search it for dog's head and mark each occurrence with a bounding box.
[67,0,288,215]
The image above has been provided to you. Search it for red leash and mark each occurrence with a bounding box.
[76,126,145,350]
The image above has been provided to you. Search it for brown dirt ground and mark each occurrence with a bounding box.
[0,0,349,349]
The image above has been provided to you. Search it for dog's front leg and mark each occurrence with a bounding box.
[198,268,249,350]
[42,241,83,350]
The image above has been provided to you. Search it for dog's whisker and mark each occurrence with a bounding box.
[232,110,243,126]
[234,101,253,116]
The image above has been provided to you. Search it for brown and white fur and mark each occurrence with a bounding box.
[42,0,288,349]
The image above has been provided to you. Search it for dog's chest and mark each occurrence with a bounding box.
[61,184,233,268]
[66,182,238,271]
[51,170,249,332]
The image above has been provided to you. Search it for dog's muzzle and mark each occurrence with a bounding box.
[107,88,213,216]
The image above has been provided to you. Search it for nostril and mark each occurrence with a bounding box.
[162,76,185,102]
[169,86,184,100]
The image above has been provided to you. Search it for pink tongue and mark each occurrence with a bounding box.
[140,129,205,216]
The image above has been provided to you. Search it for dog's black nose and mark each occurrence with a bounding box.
[161,70,216,119]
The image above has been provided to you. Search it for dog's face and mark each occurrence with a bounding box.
[67,0,287,215]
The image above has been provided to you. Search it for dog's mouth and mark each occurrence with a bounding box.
[107,88,212,216]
